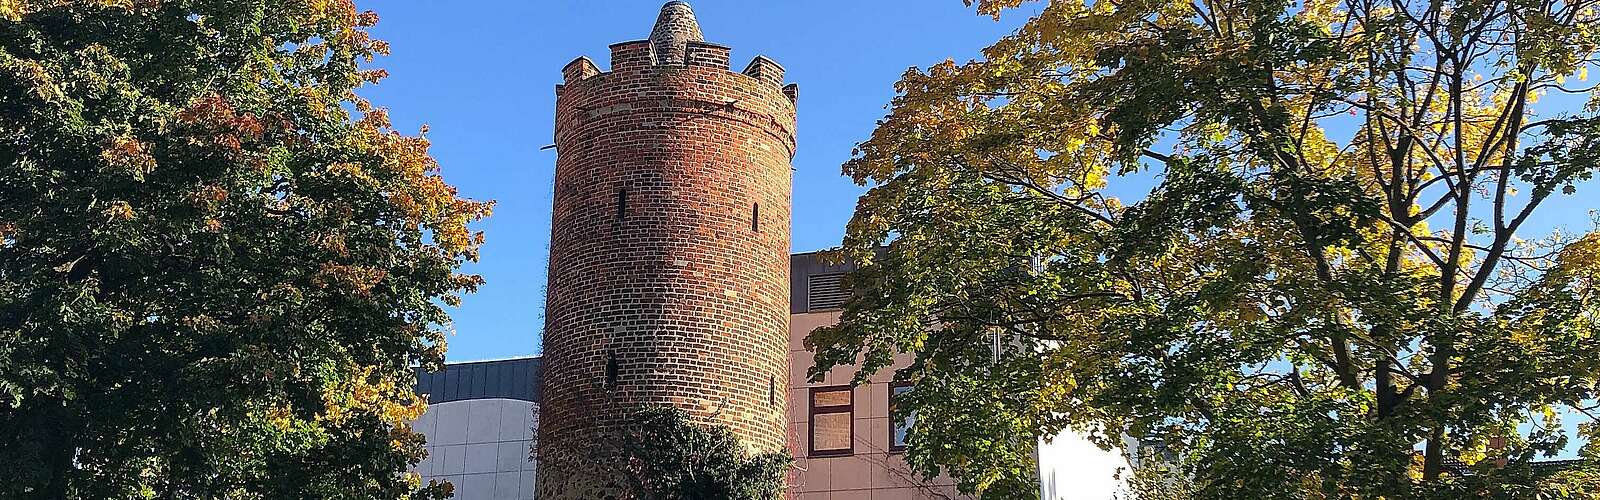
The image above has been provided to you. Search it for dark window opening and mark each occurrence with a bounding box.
[808,386,854,457]
[616,188,627,222]
[768,376,777,407]
[605,352,619,389]
[890,382,914,452]
[752,203,760,232]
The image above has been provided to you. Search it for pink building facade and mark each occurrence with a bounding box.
[785,253,966,499]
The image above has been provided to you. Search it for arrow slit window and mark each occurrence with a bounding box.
[615,188,627,222]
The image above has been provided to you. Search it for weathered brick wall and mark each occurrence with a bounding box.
[535,19,797,495]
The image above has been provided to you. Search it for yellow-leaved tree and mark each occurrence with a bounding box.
[811,0,1600,497]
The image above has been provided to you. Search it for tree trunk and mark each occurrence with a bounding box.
[35,402,76,499]
[1423,426,1444,481]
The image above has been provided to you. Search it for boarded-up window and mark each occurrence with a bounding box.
[809,386,853,457]
[806,273,849,311]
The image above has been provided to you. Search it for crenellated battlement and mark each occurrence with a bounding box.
[741,55,784,87]
[558,47,792,95]
[559,56,599,84]
[606,40,652,72]
[685,41,730,69]
[560,48,787,87]
[555,1,794,103]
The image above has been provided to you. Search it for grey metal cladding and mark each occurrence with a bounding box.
[789,251,857,314]
[806,273,850,311]
[471,363,488,399]
[442,367,460,402]
[514,358,534,401]
[424,369,445,404]
[413,357,543,404]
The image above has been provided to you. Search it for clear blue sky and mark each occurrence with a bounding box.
[359,1,1036,362]
[359,1,1596,368]
[362,0,1595,454]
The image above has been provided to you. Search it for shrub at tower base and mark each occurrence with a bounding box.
[534,406,792,500]
[810,0,1600,498]
[0,1,489,498]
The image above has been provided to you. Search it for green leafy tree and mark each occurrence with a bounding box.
[811,0,1600,497]
[535,406,792,500]
[0,1,489,497]
[1116,448,1196,500]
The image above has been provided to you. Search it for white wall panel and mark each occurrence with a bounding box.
[410,398,539,499]
[1036,430,1130,500]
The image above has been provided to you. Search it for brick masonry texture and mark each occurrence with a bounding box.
[648,1,702,65]
[535,4,797,495]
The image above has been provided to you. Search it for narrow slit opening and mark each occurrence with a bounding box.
[616,188,627,222]
[605,352,619,389]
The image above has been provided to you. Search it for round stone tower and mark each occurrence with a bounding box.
[536,2,796,495]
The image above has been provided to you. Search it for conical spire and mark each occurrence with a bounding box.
[649,1,703,65]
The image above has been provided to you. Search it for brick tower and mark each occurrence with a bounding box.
[535,1,796,495]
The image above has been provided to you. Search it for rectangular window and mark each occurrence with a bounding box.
[605,352,619,389]
[890,383,914,451]
[808,386,853,457]
[615,188,627,222]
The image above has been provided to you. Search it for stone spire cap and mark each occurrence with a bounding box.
[649,1,703,65]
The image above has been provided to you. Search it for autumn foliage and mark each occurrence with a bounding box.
[0,0,488,497]
[814,0,1600,497]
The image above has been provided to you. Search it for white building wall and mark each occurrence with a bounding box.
[1036,430,1130,500]
[410,398,539,499]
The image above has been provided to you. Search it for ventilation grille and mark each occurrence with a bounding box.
[807,273,850,311]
